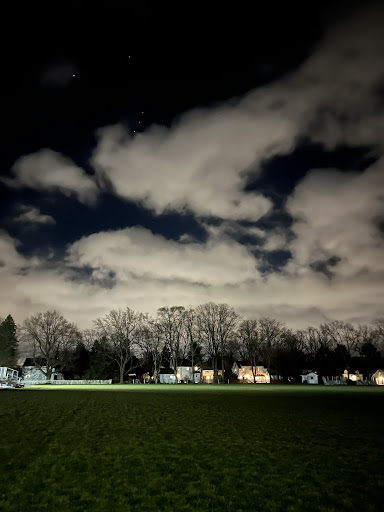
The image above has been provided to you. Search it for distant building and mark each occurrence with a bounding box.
[22,358,64,382]
[372,369,384,385]
[159,368,176,384]
[343,370,364,382]
[301,372,318,384]
[232,361,270,383]
[201,368,223,383]
[177,360,201,383]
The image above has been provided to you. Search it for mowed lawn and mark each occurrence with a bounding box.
[1,385,383,512]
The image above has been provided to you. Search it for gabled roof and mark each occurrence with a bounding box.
[23,357,47,367]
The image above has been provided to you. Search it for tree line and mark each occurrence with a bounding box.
[1,304,383,383]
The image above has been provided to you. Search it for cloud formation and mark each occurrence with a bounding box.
[67,226,261,286]
[286,157,384,279]
[3,149,98,204]
[91,110,284,221]
[88,4,384,226]
[1,4,383,330]
[13,205,56,225]
[0,218,382,331]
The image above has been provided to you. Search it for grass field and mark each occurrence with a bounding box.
[1,385,383,511]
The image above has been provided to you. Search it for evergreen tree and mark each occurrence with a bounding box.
[0,315,18,367]
[87,339,116,380]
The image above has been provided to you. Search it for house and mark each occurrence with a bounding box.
[343,370,364,382]
[159,368,177,384]
[372,369,384,385]
[232,361,270,383]
[22,358,64,382]
[301,372,318,384]
[177,360,201,383]
[201,368,223,383]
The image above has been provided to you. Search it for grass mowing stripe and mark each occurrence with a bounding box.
[1,386,383,512]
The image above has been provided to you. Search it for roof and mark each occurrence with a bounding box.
[23,357,48,367]
[179,359,193,367]
[159,367,175,374]
[234,361,251,367]
[234,361,267,368]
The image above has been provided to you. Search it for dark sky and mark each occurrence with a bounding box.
[1,0,383,328]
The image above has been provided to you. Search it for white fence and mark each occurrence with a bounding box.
[22,379,112,385]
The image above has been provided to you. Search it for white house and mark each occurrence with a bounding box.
[177,361,201,383]
[301,372,318,384]
[22,358,64,382]
[232,361,270,383]
[159,368,177,384]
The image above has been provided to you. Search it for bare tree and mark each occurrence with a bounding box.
[156,306,186,381]
[355,324,376,356]
[258,317,284,372]
[21,310,80,380]
[183,308,201,379]
[94,308,141,383]
[322,321,359,372]
[196,302,238,383]
[196,302,220,382]
[373,318,384,353]
[81,328,100,351]
[136,315,164,383]
[238,319,261,382]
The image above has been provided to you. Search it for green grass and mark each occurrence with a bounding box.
[1,385,383,512]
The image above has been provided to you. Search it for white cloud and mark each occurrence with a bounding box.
[91,103,293,221]
[13,205,56,225]
[0,215,383,332]
[3,149,98,204]
[1,5,384,330]
[285,157,384,279]
[88,4,384,225]
[67,226,261,287]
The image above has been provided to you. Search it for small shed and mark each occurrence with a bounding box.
[301,372,318,384]
[372,369,384,385]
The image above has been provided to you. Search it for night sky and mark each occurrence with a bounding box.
[1,0,383,329]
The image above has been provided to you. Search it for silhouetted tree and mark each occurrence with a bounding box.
[87,339,116,380]
[258,317,284,372]
[69,342,91,379]
[196,302,238,383]
[136,315,164,383]
[157,306,186,380]
[0,315,18,367]
[94,308,141,383]
[21,310,80,380]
